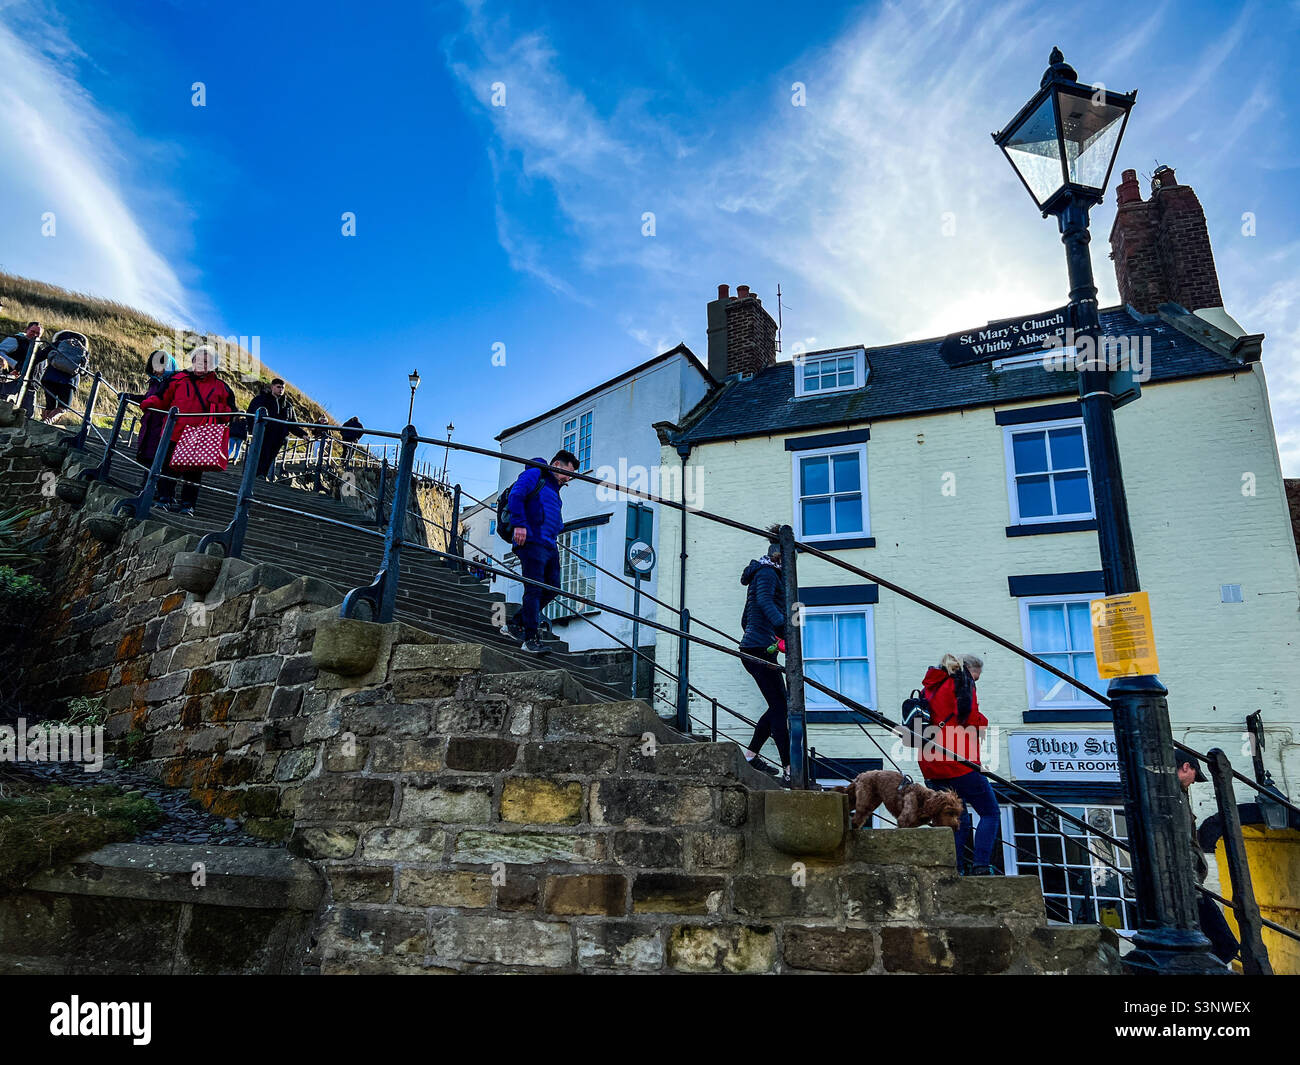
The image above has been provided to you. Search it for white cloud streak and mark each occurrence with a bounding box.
[0,2,193,324]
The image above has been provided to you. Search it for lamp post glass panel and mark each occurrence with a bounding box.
[993,50,1218,973]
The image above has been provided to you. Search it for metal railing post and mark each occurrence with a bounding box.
[375,456,388,526]
[341,424,417,623]
[198,411,264,560]
[1206,748,1273,974]
[113,407,177,519]
[675,608,691,732]
[780,524,808,789]
[449,483,462,569]
[82,390,131,483]
[711,697,718,742]
[71,372,102,450]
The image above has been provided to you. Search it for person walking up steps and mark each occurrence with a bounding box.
[737,529,790,782]
[497,450,578,655]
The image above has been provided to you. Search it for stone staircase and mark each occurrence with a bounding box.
[50,422,635,700]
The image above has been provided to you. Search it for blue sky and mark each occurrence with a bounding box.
[1,0,1298,501]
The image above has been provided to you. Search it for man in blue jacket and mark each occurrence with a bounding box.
[501,449,579,654]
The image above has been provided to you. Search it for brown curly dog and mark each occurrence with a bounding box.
[837,770,965,830]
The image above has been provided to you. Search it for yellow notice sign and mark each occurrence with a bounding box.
[1090,591,1160,678]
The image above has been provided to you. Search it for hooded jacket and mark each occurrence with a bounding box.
[918,662,987,781]
[739,556,786,649]
[507,457,564,551]
[135,370,177,465]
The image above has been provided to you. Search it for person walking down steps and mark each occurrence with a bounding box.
[140,346,235,515]
[737,530,791,783]
[496,450,579,655]
[249,378,308,480]
[918,653,999,875]
[133,349,179,507]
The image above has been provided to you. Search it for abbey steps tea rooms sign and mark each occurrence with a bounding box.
[938,306,1071,367]
[1009,730,1120,783]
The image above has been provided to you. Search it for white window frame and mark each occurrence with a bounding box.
[793,347,866,398]
[1003,417,1095,526]
[791,443,870,542]
[801,604,877,713]
[1018,594,1105,711]
[1001,803,1134,932]
[562,409,594,473]
[548,525,599,621]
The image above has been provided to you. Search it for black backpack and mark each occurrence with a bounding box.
[496,472,543,543]
[897,689,933,749]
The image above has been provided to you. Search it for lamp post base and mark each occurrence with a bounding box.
[1121,942,1234,976]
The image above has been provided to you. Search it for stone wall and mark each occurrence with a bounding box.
[0,843,320,975]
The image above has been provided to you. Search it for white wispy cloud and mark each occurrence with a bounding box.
[0,1,193,324]
[446,0,1296,472]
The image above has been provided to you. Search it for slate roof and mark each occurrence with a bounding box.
[672,304,1261,446]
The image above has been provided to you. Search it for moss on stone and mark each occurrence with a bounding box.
[0,775,164,892]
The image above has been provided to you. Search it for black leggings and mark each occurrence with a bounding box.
[741,646,790,766]
[157,439,203,507]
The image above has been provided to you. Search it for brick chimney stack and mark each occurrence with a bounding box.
[706,283,778,381]
[1108,165,1225,314]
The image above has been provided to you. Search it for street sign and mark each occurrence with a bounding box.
[937,305,1072,368]
[1107,363,1142,410]
[1009,730,1120,782]
[627,540,655,575]
[1090,591,1160,678]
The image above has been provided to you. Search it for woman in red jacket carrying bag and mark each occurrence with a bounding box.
[919,653,1000,876]
[140,346,236,515]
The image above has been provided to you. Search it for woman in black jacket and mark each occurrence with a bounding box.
[738,538,790,780]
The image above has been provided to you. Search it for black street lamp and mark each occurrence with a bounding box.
[993,49,1220,974]
[441,421,454,481]
[407,369,421,425]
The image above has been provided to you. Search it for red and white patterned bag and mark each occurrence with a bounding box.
[168,378,230,471]
[170,421,229,471]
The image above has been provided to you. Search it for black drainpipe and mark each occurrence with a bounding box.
[674,441,692,731]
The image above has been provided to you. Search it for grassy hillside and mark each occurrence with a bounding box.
[0,271,333,427]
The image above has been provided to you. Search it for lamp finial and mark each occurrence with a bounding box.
[1041,47,1078,88]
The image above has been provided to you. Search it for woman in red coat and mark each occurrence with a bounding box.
[918,653,1000,875]
[140,346,235,515]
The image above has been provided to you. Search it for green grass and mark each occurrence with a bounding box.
[0,772,164,892]
[0,269,335,428]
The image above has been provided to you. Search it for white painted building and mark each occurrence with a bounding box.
[494,346,713,653]
[648,187,1299,931]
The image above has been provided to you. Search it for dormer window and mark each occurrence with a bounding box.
[794,347,866,398]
